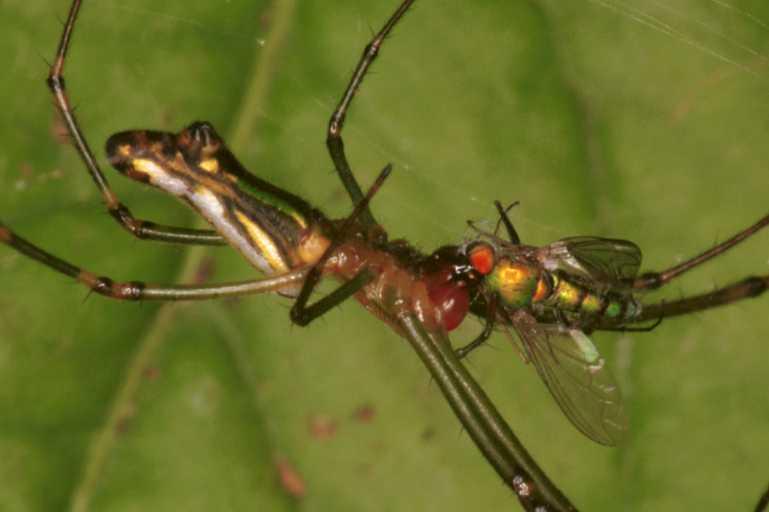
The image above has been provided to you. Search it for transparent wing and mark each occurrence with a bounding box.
[508,309,628,446]
[539,236,642,286]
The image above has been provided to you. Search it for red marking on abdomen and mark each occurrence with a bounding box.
[425,268,470,331]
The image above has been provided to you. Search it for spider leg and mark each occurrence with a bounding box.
[631,212,769,290]
[754,481,769,512]
[0,221,304,300]
[623,274,769,324]
[290,164,391,326]
[48,0,224,246]
[289,270,375,327]
[326,0,415,227]
[399,313,578,511]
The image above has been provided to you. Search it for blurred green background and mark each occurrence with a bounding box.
[1,1,769,510]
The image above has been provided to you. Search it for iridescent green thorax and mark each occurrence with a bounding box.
[486,259,542,308]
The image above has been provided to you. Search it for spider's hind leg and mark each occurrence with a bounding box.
[0,221,306,301]
[47,0,224,246]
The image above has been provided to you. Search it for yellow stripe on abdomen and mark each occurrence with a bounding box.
[234,210,290,274]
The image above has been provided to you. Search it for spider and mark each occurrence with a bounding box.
[2,1,769,511]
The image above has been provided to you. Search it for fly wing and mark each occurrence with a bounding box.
[539,236,642,286]
[509,310,628,446]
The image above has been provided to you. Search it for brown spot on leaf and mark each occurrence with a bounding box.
[353,404,376,423]
[275,457,305,498]
[142,366,160,381]
[308,414,337,441]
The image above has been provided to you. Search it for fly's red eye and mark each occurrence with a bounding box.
[469,243,495,275]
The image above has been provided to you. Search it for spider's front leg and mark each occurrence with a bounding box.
[631,211,769,290]
[627,275,769,324]
[614,211,769,324]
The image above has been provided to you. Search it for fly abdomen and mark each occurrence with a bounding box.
[542,273,641,322]
[598,291,642,322]
[541,273,587,312]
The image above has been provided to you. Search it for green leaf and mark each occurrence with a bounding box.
[1,1,768,511]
